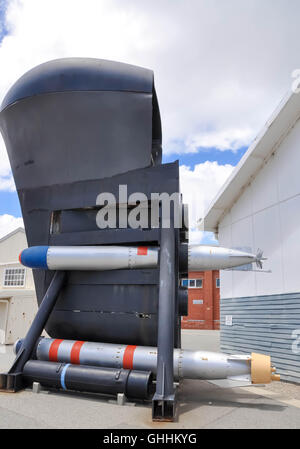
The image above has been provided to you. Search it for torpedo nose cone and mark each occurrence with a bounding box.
[19,246,49,269]
[188,245,260,271]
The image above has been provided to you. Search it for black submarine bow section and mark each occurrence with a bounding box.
[0,57,162,190]
[0,58,186,348]
[0,57,188,421]
[22,360,154,400]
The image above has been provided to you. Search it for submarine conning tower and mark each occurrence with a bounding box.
[0,58,188,420]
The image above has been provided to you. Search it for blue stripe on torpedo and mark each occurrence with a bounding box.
[60,363,70,390]
[20,246,49,269]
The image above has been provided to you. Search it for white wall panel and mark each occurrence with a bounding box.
[230,185,253,224]
[253,204,283,295]
[218,210,231,229]
[0,231,27,263]
[220,271,233,299]
[251,153,278,214]
[280,195,300,293]
[0,300,9,345]
[219,118,300,298]
[218,223,233,298]
[218,222,232,247]
[230,215,254,252]
[231,216,256,297]
[277,119,300,202]
[5,294,37,344]
[0,231,34,290]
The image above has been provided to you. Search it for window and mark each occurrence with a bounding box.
[3,268,26,287]
[195,279,203,288]
[181,279,203,289]
[216,278,220,288]
[193,299,203,305]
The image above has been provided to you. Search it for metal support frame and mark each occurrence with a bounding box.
[0,271,66,391]
[152,225,176,421]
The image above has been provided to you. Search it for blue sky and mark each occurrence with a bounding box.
[0,191,21,216]
[163,146,247,167]
[0,1,8,43]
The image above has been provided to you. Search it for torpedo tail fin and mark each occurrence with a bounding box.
[256,249,266,269]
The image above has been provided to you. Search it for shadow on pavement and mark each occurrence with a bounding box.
[177,379,286,415]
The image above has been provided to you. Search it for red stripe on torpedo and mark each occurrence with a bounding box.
[70,341,85,364]
[49,339,64,362]
[137,247,148,256]
[123,345,137,370]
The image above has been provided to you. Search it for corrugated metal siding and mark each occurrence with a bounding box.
[220,292,300,383]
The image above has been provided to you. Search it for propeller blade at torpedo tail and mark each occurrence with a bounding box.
[256,249,266,269]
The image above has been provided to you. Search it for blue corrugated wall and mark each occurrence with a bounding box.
[220,292,300,383]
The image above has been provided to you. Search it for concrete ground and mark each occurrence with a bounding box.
[0,330,300,429]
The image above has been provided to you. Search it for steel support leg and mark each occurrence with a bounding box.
[0,271,66,391]
[152,226,176,421]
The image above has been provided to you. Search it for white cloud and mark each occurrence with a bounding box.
[188,228,218,246]
[179,161,234,243]
[0,213,23,238]
[0,0,299,158]
[185,127,254,154]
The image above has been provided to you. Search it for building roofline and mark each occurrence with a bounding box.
[200,89,300,232]
[0,227,25,244]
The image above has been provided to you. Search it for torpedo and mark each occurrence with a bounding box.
[14,337,280,384]
[19,244,266,272]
